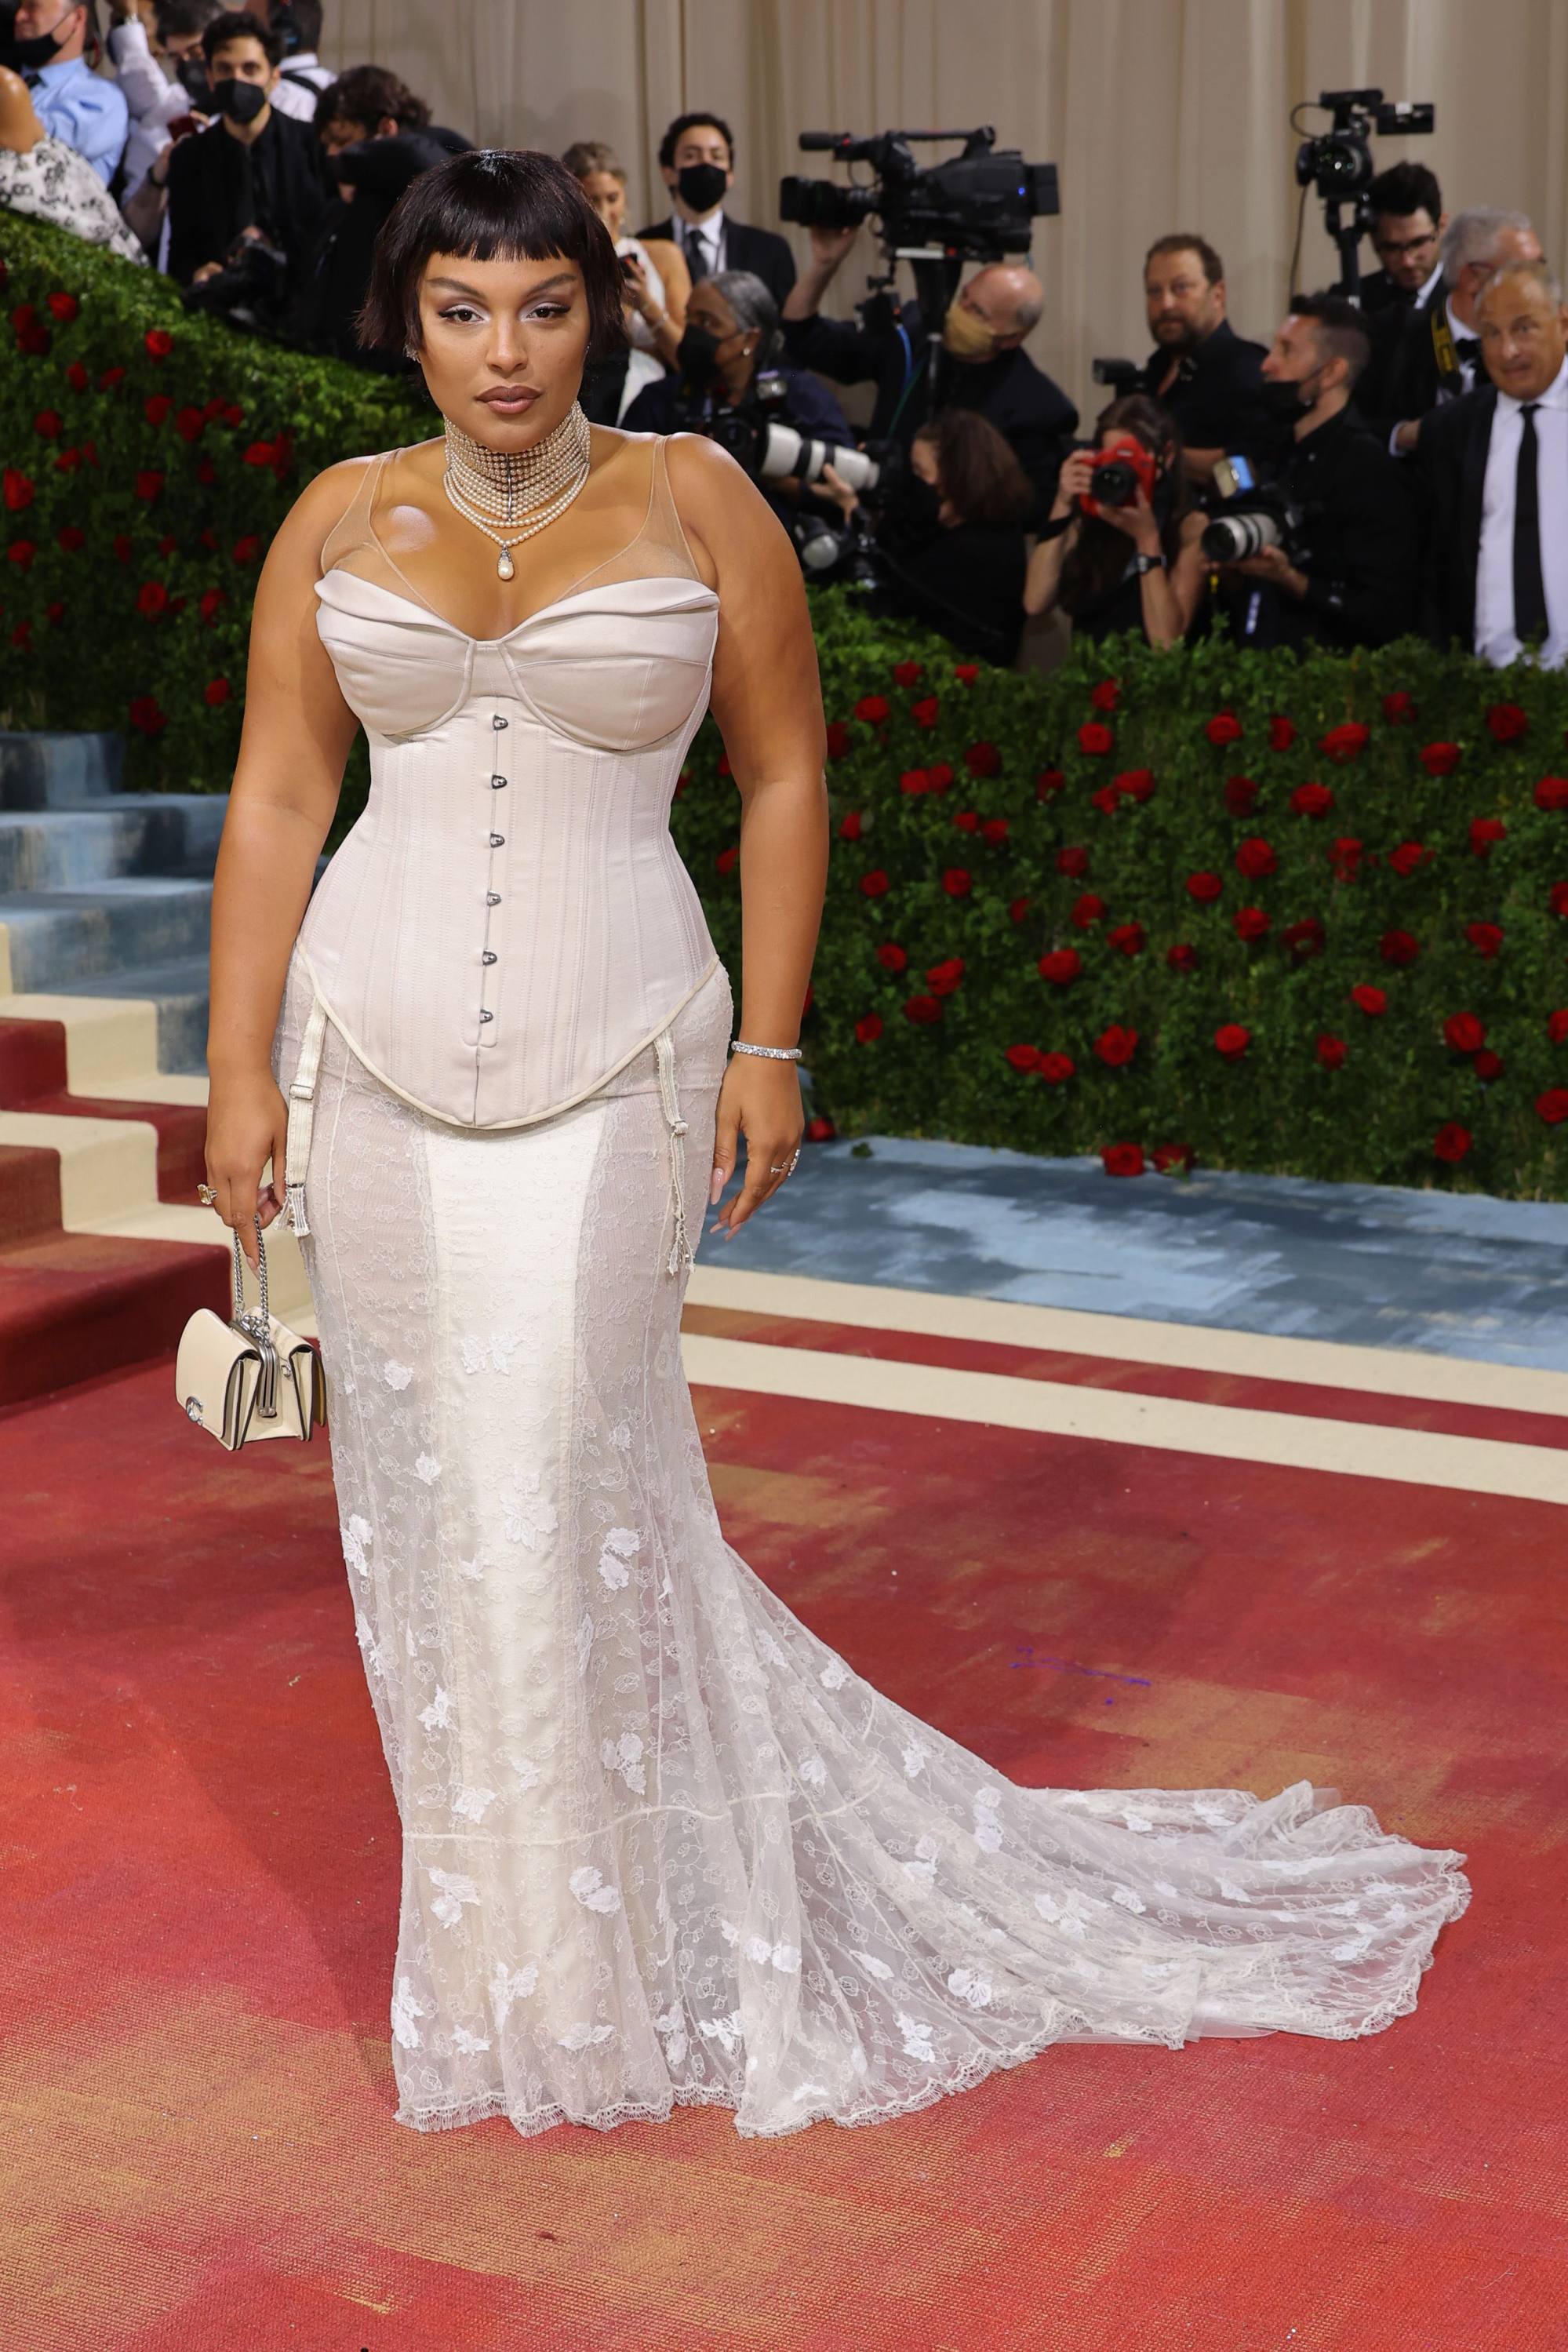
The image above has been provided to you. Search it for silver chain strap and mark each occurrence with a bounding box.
[231,1214,270,1332]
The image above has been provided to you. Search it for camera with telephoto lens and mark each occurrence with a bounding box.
[780,126,1057,262]
[179,233,292,329]
[1200,487,1308,565]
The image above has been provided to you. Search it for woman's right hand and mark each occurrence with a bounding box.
[205,1070,289,1269]
[1052,450,1095,519]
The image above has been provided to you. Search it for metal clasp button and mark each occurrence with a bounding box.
[482,950,497,965]
[490,774,507,789]
[489,832,505,847]
[492,714,508,730]
[486,891,501,905]
[478,1009,495,1023]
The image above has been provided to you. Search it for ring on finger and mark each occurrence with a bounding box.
[197,1181,219,1207]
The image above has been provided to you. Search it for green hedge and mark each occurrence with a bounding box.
[7,212,1568,1196]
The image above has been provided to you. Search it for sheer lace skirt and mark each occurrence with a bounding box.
[272,947,1472,2143]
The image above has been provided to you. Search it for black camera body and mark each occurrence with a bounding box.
[180,233,291,328]
[780,126,1057,264]
[1293,87,1435,299]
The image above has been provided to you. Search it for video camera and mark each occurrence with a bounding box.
[1292,88,1435,300]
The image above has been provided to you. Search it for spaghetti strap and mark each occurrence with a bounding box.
[318,449,395,577]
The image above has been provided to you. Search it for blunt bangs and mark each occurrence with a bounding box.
[359,148,631,366]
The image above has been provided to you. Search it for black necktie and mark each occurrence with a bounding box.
[1514,402,1549,646]
[1454,334,1481,366]
[686,224,717,282]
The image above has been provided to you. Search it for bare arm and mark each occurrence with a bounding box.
[1022,450,1093,615]
[665,433,829,1235]
[203,463,364,1262]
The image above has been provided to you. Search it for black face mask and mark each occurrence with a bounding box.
[1258,373,1320,424]
[5,19,71,68]
[676,162,727,214]
[677,322,723,383]
[211,76,268,125]
[173,55,212,105]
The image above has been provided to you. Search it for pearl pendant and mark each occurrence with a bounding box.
[497,547,515,581]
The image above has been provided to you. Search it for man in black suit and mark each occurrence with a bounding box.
[1417,259,1568,662]
[778,222,1078,528]
[1140,233,1281,482]
[635,110,795,312]
[165,8,328,305]
[1356,160,1446,320]
[1367,207,1541,456]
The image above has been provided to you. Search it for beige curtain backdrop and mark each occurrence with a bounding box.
[323,0,1568,423]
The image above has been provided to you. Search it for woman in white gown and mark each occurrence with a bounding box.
[202,151,1470,2144]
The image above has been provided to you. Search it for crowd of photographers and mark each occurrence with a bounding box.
[3,16,1564,683]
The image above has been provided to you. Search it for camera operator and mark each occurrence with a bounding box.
[1358,161,1446,319]
[1141,234,1281,484]
[621,267,852,527]
[809,410,1031,666]
[165,6,328,316]
[1024,395,1207,650]
[1372,207,1541,454]
[780,223,1078,526]
[1213,293,1418,653]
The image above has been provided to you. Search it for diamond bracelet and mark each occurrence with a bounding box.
[729,1039,802,1062]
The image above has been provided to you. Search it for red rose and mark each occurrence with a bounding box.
[1433,1123,1473,1163]
[858,868,890,897]
[1350,985,1387,1016]
[1329,836,1364,879]
[1474,1050,1504,1081]
[13,307,49,355]
[128,693,167,735]
[1038,1051,1076,1086]
[1090,678,1120,712]
[175,406,205,442]
[715,753,732,778]
[1535,777,1568,810]
[53,446,80,475]
[855,1014,883,1044]
[45,290,78,322]
[1070,892,1105,929]
[1008,896,1031,923]
[910,695,940,729]
[242,439,277,468]
[1388,840,1429,877]
[1101,1143,1145,1178]
[1115,767,1155,803]
[1224,774,1259,816]
[941,868,972,897]
[1291,781,1333,817]
[1056,844,1090,878]
[198,587,227,624]
[1316,1034,1347,1069]
[838,810,863,840]
[892,660,922,686]
[112,533,131,563]
[900,767,933,795]
[1486,701,1528,743]
[1268,715,1296,752]
[223,403,245,428]
[1078,720,1114,755]
[1094,1024,1138,1068]
[953,662,979,686]
[1319,722,1370,763]
[1380,929,1421,966]
[1443,1014,1486,1053]
[876,942,907,972]
[144,394,172,427]
[98,364,126,389]
[825,721,852,759]
[1281,918,1325,963]
[1466,923,1504,958]
[715,844,739,874]
[1234,906,1270,941]
[5,539,36,568]
[135,581,169,619]
[1185,870,1223,903]
[1039,948,1082,986]
[232,535,262,565]
[64,360,88,391]
[1091,784,1122,816]
[134,470,163,504]
[964,741,1000,777]
[1469,817,1505,855]
[1214,1023,1250,1059]
[1166,942,1197,972]
[1538,1090,1568,1125]
[1550,881,1568,917]
[926,763,953,792]
[142,326,174,361]
[926,957,966,996]
[33,409,60,439]
[2,468,34,510]
[1382,690,1415,724]
[1108,921,1145,956]
[1153,1143,1196,1174]
[951,808,979,832]
[203,676,231,706]
[1205,712,1243,747]
[980,817,1010,845]
[904,993,943,1025]
[806,1116,835,1142]
[1005,1043,1041,1072]
[1235,836,1276,879]
[56,525,85,553]
[1420,741,1462,777]
[1550,1010,1568,1044]
[1035,768,1064,799]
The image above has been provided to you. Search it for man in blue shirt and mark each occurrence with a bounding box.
[10,0,129,185]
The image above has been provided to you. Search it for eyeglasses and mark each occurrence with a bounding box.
[1373,231,1438,260]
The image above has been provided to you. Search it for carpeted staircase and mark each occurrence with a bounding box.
[0,730,309,1411]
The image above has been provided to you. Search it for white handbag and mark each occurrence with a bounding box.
[175,1214,326,1449]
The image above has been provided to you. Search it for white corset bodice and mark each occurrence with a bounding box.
[297,541,722,1129]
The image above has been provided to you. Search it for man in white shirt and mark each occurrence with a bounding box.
[1380,208,1541,455]
[9,0,129,183]
[1418,259,1568,662]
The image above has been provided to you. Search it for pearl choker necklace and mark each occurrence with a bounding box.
[441,402,593,580]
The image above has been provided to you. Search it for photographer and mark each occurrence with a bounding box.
[810,410,1031,666]
[1213,293,1418,653]
[622,268,851,526]
[780,223,1077,526]
[1024,395,1207,650]
[165,6,328,314]
[1140,234,1280,485]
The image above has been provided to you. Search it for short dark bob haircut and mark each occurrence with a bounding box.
[358,149,631,366]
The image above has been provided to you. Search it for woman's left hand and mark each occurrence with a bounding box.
[708,1057,804,1234]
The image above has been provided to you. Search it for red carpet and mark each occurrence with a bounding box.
[2,1345,1560,2350]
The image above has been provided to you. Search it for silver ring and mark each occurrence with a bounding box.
[197,1181,219,1206]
